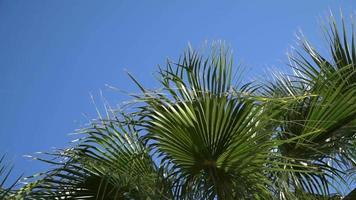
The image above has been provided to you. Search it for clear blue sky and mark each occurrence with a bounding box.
[0,0,355,183]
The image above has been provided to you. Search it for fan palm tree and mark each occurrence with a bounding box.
[4,13,355,200]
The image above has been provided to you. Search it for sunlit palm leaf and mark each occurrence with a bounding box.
[131,44,315,199]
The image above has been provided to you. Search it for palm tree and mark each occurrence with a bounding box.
[4,14,355,199]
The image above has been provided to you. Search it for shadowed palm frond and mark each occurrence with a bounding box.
[24,113,173,200]
[290,14,356,171]
[261,14,356,198]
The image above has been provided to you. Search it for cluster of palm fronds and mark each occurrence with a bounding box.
[1,14,355,199]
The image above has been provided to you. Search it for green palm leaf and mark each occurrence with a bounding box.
[131,44,316,199]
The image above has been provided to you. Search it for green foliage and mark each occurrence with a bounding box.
[2,13,355,200]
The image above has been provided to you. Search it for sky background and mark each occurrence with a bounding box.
[0,0,355,188]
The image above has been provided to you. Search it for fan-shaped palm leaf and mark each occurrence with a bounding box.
[130,44,317,199]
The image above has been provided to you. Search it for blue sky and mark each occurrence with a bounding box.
[0,0,355,184]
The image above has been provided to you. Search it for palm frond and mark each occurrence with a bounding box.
[25,113,173,200]
[261,14,356,198]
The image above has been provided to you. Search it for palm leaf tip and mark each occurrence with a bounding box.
[0,154,23,199]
